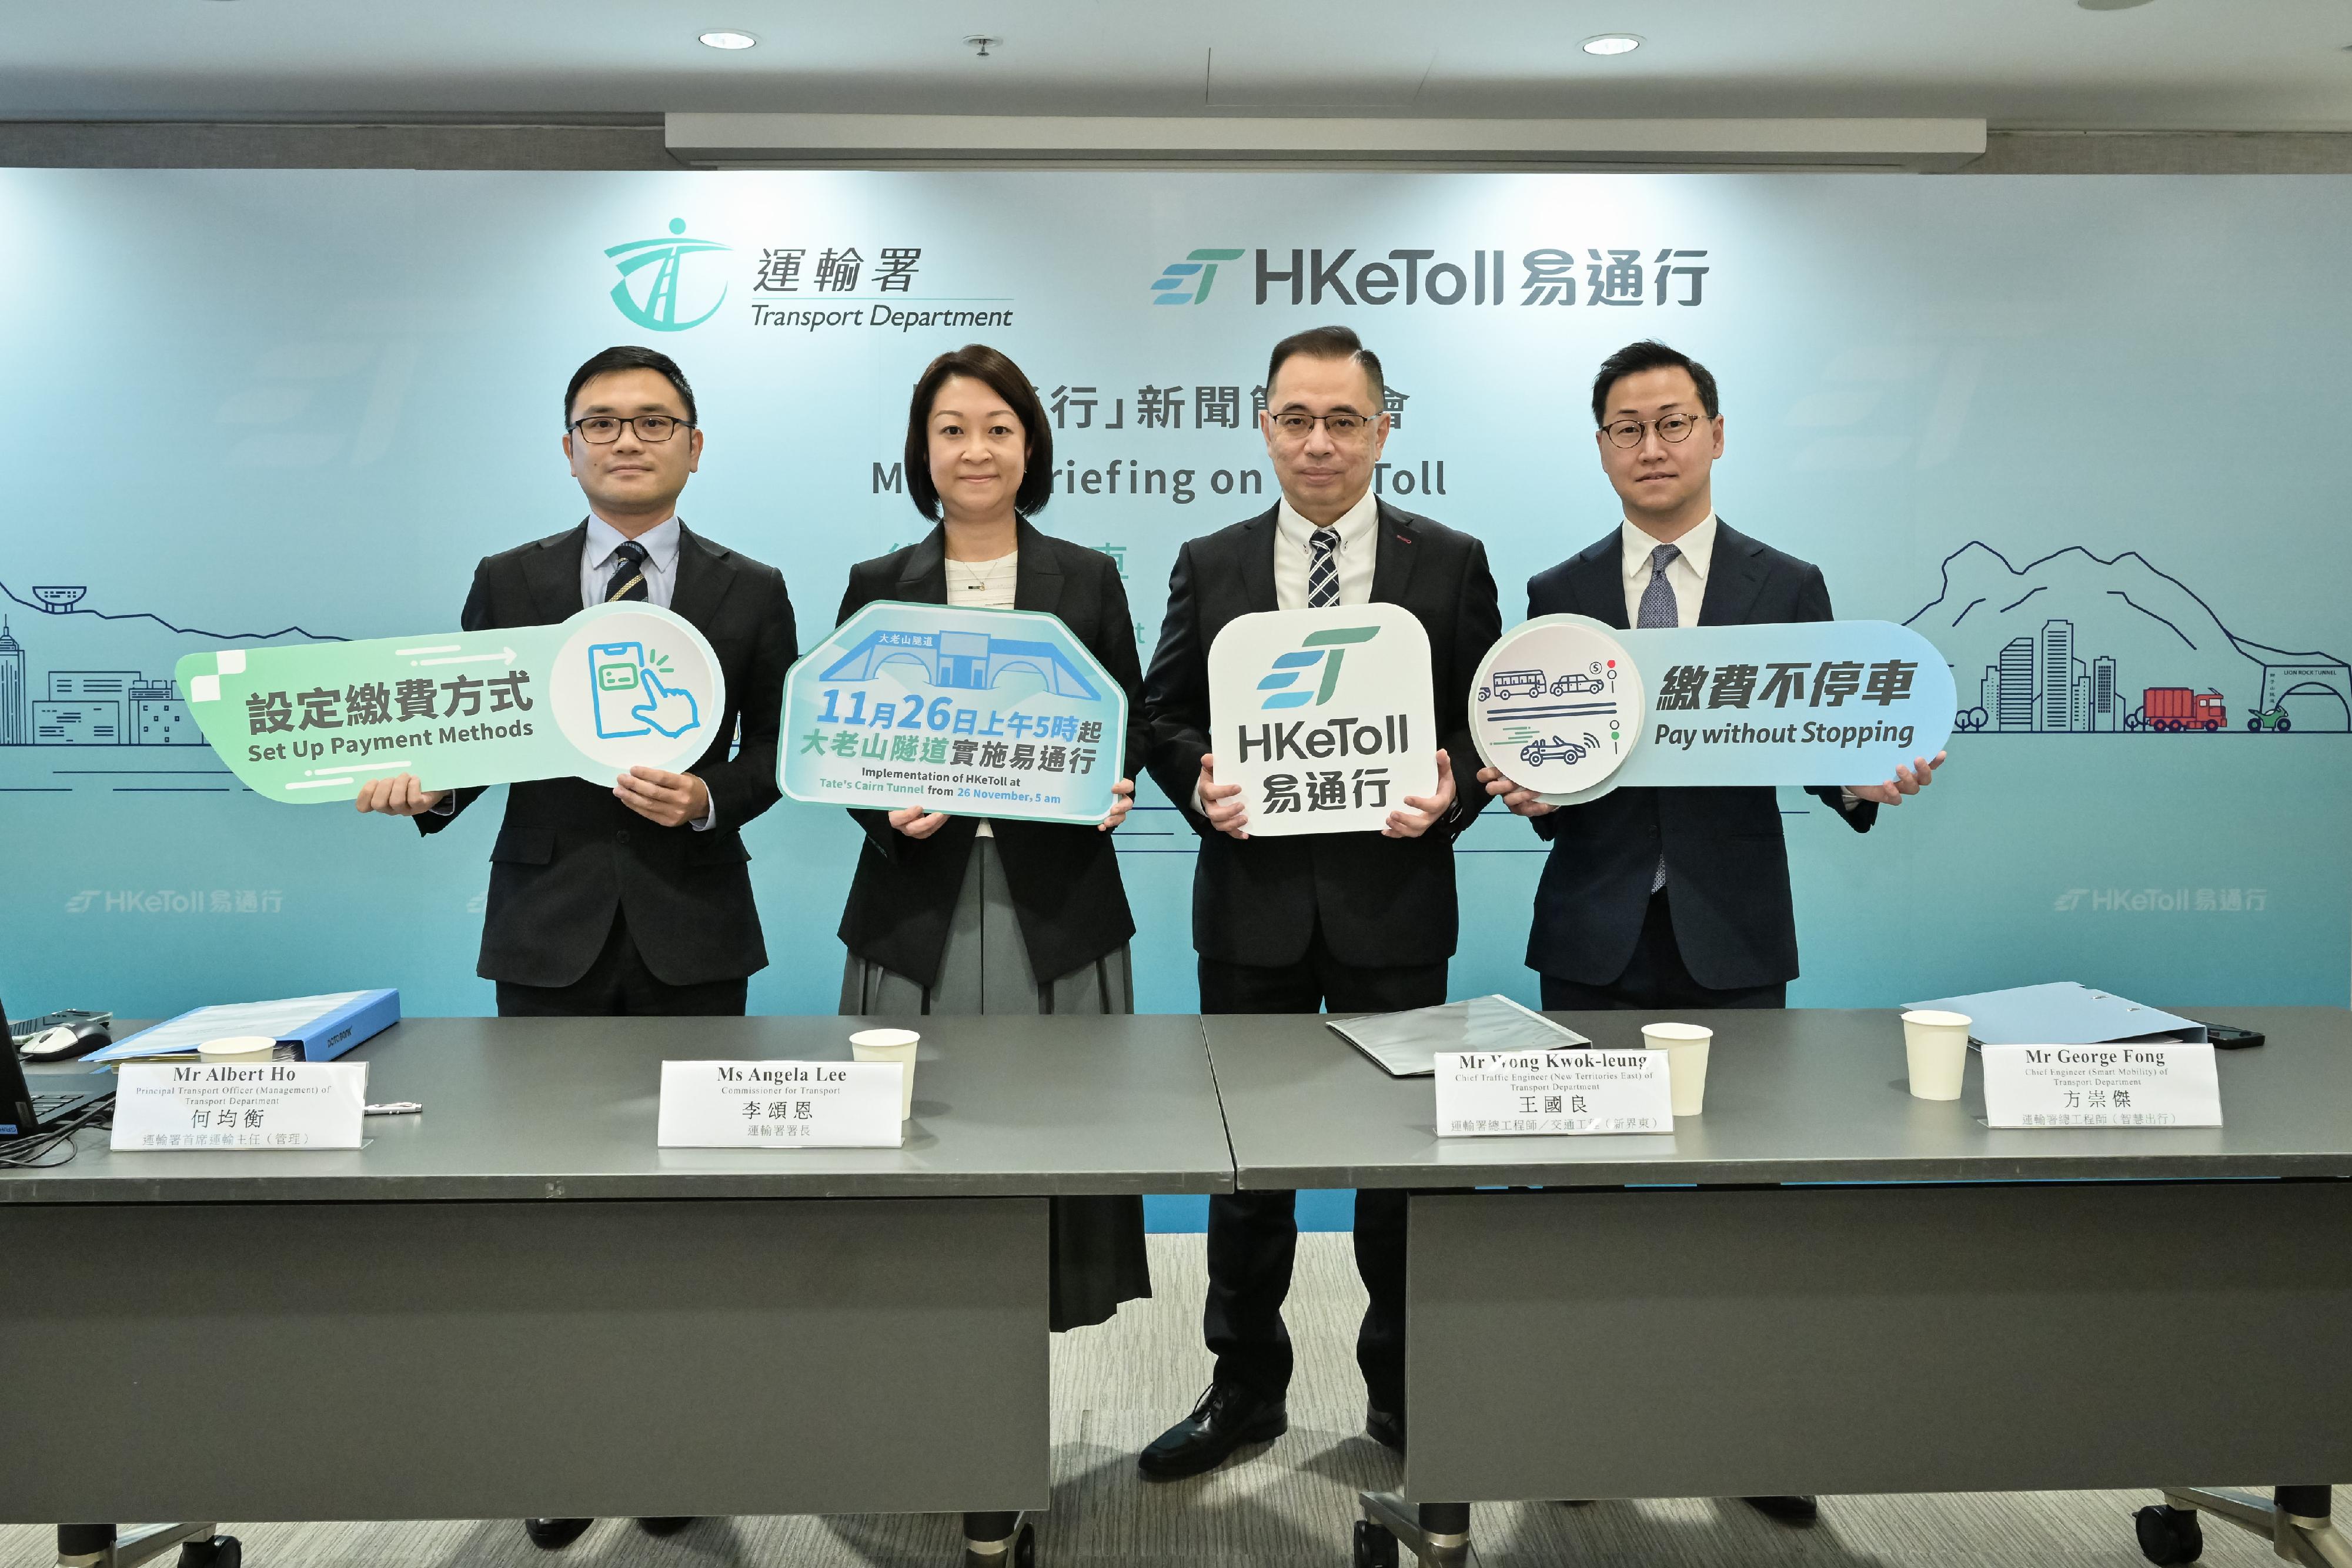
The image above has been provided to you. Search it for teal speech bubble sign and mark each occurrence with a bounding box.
[780,600,1125,827]
[1470,616,1956,804]
[175,602,726,803]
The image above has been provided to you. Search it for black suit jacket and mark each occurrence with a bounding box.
[834,520,1147,990]
[419,522,797,988]
[1143,500,1501,970]
[1524,519,1874,991]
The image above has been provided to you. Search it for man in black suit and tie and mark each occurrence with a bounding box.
[1137,326,1501,1480]
[1478,339,1943,1524]
[355,346,796,1541]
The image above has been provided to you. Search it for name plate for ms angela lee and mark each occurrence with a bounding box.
[657,1060,905,1149]
[1980,1042,2223,1129]
[1435,1048,1674,1138]
[111,1061,369,1151]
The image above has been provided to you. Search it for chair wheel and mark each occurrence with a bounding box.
[1013,1521,1035,1568]
[1354,1519,1399,1568]
[2133,1505,2203,1564]
[179,1538,241,1568]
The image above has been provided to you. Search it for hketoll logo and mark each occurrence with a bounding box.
[1257,626,1380,708]
[1150,249,1245,306]
[605,218,730,332]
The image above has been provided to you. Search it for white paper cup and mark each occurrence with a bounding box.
[1900,1010,1972,1101]
[198,1035,277,1062]
[850,1028,921,1119]
[1641,1022,1713,1116]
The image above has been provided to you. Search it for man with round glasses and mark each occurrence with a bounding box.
[1478,339,1944,1522]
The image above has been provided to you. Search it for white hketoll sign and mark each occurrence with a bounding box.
[1207,603,1438,837]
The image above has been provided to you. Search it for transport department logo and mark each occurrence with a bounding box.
[605,219,731,332]
[1149,248,1245,305]
[1256,626,1380,709]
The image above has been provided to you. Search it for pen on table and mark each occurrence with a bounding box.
[363,1102,423,1116]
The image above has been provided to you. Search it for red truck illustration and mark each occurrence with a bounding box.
[2130,687,2226,732]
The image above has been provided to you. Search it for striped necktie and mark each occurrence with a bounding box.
[1640,543,1681,891]
[604,540,650,603]
[1307,528,1340,608]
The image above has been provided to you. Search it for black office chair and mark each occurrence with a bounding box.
[2136,1484,2351,1566]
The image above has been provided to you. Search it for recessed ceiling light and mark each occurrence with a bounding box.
[2076,0,2155,9]
[1581,34,1643,56]
[698,29,757,49]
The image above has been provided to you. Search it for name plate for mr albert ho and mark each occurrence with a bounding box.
[657,1060,904,1149]
[1980,1042,2222,1129]
[1435,1048,1674,1138]
[111,1061,369,1151]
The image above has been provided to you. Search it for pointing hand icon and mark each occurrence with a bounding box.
[631,666,702,738]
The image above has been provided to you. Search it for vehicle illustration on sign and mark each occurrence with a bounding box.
[1519,731,1599,768]
[1476,667,1611,702]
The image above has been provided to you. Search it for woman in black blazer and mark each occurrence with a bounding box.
[837,343,1150,1329]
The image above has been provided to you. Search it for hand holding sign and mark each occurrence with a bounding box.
[1847,750,1948,806]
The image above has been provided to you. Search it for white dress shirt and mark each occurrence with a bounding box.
[946,550,1019,838]
[1619,512,1714,629]
[1274,489,1379,609]
[581,514,683,610]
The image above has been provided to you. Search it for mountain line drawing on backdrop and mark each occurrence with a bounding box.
[0,578,345,748]
[1905,543,2350,735]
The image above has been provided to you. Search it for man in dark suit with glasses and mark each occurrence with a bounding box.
[1478,338,1943,1526]
[355,346,796,1543]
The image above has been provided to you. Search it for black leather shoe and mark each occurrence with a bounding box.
[1743,1495,1819,1525]
[1365,1406,1406,1457]
[522,1520,592,1550]
[1137,1383,1288,1480]
[636,1519,694,1537]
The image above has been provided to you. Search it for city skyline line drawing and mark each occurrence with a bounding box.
[1906,540,2349,735]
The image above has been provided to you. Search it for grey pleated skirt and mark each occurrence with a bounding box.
[840,836,1151,1331]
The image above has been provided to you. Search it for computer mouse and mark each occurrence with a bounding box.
[22,1020,111,1060]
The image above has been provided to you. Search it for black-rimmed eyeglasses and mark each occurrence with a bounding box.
[569,414,694,444]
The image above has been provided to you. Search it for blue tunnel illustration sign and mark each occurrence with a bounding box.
[819,627,1104,701]
[781,601,1125,827]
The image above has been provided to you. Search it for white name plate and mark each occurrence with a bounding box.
[1980,1042,2222,1129]
[112,1061,369,1151]
[1435,1048,1673,1138]
[657,1060,904,1149]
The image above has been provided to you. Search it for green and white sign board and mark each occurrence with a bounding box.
[1469,614,1957,805]
[175,603,726,803]
[1207,603,1439,837]
[780,600,1125,826]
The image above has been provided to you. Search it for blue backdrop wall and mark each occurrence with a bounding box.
[4,170,2346,1076]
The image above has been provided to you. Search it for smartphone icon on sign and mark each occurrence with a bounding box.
[590,643,649,738]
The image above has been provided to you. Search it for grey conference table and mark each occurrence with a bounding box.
[0,1014,1234,1568]
[1202,1006,2352,1568]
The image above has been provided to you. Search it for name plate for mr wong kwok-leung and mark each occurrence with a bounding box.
[779,600,1125,827]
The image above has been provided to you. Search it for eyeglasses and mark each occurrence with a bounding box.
[569,414,693,444]
[1270,411,1379,442]
[1602,412,1708,449]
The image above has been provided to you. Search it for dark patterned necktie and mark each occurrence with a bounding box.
[1307,528,1340,608]
[1639,542,1681,891]
[604,540,650,603]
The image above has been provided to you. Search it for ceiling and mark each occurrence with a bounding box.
[2,1,2347,130]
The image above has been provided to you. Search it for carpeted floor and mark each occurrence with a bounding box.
[1,1233,2277,1567]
